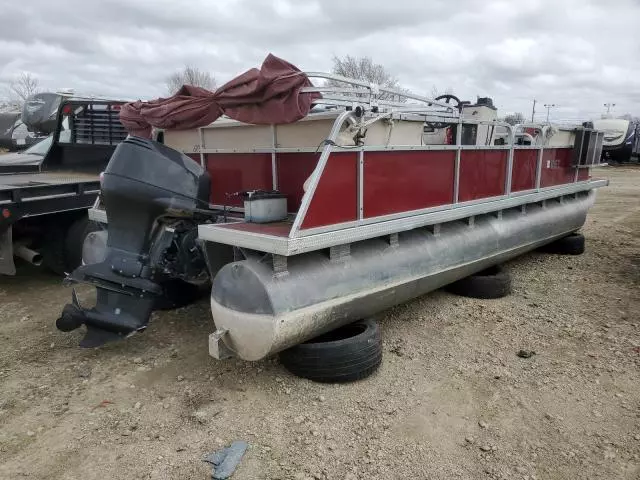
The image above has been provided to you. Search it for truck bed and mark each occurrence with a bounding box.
[0,171,98,192]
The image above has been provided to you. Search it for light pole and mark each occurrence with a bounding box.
[543,104,556,123]
[604,103,615,114]
[531,99,536,122]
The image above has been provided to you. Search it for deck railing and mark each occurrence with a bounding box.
[287,113,590,238]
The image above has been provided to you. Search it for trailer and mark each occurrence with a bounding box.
[0,97,127,275]
[593,117,639,163]
[58,63,607,365]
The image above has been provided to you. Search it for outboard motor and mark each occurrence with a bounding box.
[58,137,210,347]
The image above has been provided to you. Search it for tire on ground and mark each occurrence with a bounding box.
[445,264,512,299]
[539,232,585,256]
[279,318,382,383]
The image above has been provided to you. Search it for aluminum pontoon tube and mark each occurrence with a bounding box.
[209,191,595,361]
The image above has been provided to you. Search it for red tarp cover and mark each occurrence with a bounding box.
[120,54,320,138]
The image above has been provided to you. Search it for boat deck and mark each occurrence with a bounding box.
[217,221,292,237]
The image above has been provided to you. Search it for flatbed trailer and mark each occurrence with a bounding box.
[0,98,126,275]
[0,171,100,216]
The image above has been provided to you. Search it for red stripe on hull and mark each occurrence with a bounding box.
[363,151,455,218]
[207,153,272,206]
[540,148,575,187]
[511,149,538,192]
[458,150,507,201]
[301,152,358,229]
[202,147,588,228]
[276,153,319,212]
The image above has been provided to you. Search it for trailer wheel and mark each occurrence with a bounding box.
[539,232,585,255]
[445,265,512,299]
[279,319,382,383]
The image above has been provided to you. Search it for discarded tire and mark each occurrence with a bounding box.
[279,318,382,383]
[445,264,512,299]
[539,232,585,255]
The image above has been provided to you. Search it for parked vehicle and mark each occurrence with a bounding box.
[0,113,21,150]
[0,95,127,275]
[0,113,44,151]
[0,134,55,167]
[57,58,607,366]
[592,117,639,163]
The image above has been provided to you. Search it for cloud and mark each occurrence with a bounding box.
[1,0,639,122]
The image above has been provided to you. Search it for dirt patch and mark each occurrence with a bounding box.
[0,167,639,480]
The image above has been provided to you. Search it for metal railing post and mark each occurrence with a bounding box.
[357,149,364,220]
[271,124,278,190]
[198,127,205,168]
[453,117,462,203]
[505,125,514,196]
[289,110,355,237]
[535,126,548,191]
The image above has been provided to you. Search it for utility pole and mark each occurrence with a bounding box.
[604,103,615,114]
[543,103,556,122]
[531,99,536,122]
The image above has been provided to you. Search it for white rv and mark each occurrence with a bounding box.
[592,117,639,163]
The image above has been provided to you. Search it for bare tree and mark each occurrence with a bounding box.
[166,66,216,95]
[430,85,455,99]
[328,55,409,101]
[503,112,525,126]
[9,72,41,106]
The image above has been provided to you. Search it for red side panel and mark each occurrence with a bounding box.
[363,151,455,218]
[206,153,272,206]
[276,152,319,212]
[458,150,507,201]
[511,149,538,192]
[540,148,575,187]
[301,152,358,229]
[578,169,590,181]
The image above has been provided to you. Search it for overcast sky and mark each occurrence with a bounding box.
[1,0,639,123]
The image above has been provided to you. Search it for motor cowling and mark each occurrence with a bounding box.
[102,137,209,254]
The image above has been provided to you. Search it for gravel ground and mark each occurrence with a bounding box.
[0,166,638,480]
